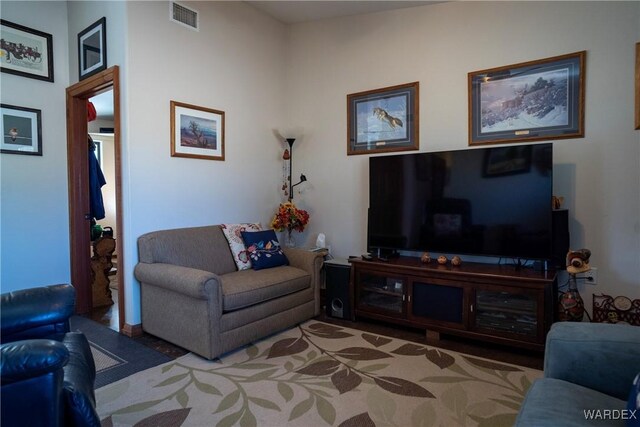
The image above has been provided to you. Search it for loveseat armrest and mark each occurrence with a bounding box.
[134,263,222,301]
[1,284,75,341]
[1,339,69,384]
[543,322,640,400]
[283,248,324,279]
[282,248,325,314]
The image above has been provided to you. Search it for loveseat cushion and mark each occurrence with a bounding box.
[221,223,262,271]
[241,229,289,270]
[515,378,626,427]
[220,266,310,312]
[137,226,237,276]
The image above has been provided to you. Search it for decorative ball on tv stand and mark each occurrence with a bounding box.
[451,256,462,266]
[437,255,448,265]
[421,252,431,263]
[558,248,591,322]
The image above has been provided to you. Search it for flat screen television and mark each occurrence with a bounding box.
[368,143,553,260]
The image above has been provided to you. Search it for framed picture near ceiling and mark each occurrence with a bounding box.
[347,82,419,155]
[170,101,225,161]
[0,19,54,82]
[78,17,107,80]
[635,42,639,130]
[1,104,42,156]
[469,51,585,146]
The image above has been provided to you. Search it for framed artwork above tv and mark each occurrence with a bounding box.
[347,82,419,155]
[469,51,585,146]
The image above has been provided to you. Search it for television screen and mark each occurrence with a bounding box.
[368,143,553,260]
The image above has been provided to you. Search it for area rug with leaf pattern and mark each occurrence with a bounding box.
[97,321,540,427]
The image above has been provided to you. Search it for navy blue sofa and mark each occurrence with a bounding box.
[0,284,100,426]
[516,322,640,426]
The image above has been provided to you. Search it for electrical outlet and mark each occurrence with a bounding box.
[577,267,598,285]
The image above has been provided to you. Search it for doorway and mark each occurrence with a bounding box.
[66,66,125,332]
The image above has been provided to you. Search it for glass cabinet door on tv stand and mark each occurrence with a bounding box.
[355,270,406,316]
[472,286,542,341]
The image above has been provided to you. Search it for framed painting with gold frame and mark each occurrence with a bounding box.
[347,82,419,155]
[170,101,225,161]
[469,51,585,146]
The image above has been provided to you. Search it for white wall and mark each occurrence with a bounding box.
[287,1,640,310]
[0,2,71,291]
[89,133,117,236]
[123,1,288,323]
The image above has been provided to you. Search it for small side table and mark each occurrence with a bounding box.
[324,258,353,320]
[91,236,116,308]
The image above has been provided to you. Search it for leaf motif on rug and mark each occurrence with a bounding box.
[97,320,541,426]
[331,369,362,394]
[307,323,355,339]
[267,337,308,359]
[338,412,376,427]
[361,333,392,348]
[133,408,191,427]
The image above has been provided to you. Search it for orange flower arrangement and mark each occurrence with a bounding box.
[270,202,309,233]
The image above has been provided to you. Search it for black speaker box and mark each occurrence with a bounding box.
[324,260,352,320]
[552,209,570,269]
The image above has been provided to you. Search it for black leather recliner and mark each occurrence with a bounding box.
[1,284,100,426]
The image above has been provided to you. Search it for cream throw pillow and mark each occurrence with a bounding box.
[221,223,262,270]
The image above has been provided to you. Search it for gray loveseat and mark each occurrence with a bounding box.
[134,225,324,359]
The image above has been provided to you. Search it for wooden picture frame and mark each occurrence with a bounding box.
[469,51,585,146]
[635,42,640,130]
[1,103,42,156]
[170,101,225,161]
[347,82,419,155]
[0,19,54,82]
[78,17,107,81]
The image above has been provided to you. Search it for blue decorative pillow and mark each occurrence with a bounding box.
[628,373,640,427]
[241,229,289,271]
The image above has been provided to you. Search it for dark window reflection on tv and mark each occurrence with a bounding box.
[368,143,553,260]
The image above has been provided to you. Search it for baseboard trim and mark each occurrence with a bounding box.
[121,323,143,338]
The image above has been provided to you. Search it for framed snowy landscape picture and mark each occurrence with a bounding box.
[469,51,585,146]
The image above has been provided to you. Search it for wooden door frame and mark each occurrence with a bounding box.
[66,66,124,331]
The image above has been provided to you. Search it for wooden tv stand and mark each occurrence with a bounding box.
[350,257,557,351]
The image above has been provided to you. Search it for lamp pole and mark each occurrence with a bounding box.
[286,138,295,201]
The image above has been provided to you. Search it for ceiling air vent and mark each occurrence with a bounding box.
[170,1,199,31]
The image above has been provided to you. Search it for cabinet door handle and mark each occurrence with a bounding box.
[402,295,405,302]
[408,295,411,303]
[470,304,474,312]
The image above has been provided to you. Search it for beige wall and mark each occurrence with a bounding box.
[122,1,289,323]
[287,1,640,310]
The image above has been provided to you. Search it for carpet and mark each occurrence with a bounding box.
[96,321,540,427]
[70,316,172,388]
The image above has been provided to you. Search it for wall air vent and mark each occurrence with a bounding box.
[170,1,199,31]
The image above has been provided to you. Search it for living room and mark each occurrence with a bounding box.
[1,1,639,426]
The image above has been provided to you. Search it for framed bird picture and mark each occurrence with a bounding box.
[1,103,42,156]
[347,82,419,155]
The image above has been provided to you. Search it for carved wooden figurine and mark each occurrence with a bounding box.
[91,236,116,308]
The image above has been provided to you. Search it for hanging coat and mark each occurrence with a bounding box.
[89,142,106,220]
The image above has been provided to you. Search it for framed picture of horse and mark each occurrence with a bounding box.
[347,82,419,155]
[0,19,54,82]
